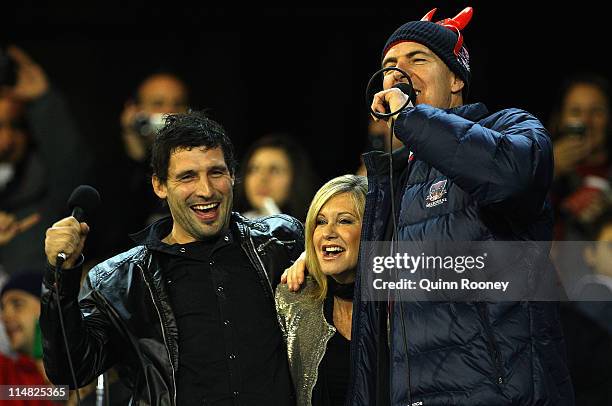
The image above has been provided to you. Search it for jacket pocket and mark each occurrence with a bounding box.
[477,303,505,385]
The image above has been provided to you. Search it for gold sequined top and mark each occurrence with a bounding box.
[275,278,336,406]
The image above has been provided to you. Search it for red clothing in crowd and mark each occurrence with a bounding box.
[0,352,56,406]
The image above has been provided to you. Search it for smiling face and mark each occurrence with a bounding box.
[313,193,362,284]
[153,146,234,243]
[1,290,40,355]
[382,41,464,109]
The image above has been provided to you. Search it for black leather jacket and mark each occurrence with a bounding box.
[40,213,304,406]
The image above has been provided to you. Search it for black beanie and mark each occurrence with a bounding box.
[0,271,43,300]
[382,8,472,96]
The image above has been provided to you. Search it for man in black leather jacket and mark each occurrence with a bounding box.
[40,111,304,405]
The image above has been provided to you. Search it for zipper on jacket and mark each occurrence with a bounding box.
[138,264,177,405]
[477,303,504,385]
[242,229,296,349]
[257,238,297,253]
[236,222,275,301]
[247,234,274,295]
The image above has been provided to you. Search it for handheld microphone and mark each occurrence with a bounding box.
[366,66,415,119]
[380,82,416,117]
[53,185,100,406]
[68,184,101,223]
[391,82,416,107]
[56,185,101,265]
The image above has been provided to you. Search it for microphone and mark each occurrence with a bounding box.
[366,66,415,119]
[391,82,416,107]
[52,185,100,406]
[68,185,101,222]
[57,185,101,263]
[380,83,417,116]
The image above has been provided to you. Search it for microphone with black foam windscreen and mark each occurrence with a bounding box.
[68,184,101,223]
[52,185,101,406]
[366,66,416,119]
[56,185,101,265]
[391,82,416,107]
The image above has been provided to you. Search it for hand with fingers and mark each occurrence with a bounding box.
[1,45,49,102]
[553,135,591,177]
[0,211,41,246]
[370,87,411,127]
[45,216,89,269]
[280,251,307,292]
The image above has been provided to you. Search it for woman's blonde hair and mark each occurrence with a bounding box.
[304,174,368,301]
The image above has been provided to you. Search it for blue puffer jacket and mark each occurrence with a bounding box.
[349,103,574,406]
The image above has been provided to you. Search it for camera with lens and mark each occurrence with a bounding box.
[131,113,167,137]
[0,47,17,87]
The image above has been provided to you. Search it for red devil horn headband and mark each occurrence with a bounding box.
[421,7,473,55]
[421,8,438,22]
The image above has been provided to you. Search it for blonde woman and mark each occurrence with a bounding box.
[276,174,367,406]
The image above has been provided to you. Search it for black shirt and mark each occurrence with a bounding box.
[147,221,294,406]
[312,288,351,406]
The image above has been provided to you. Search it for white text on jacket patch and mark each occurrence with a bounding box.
[425,179,448,208]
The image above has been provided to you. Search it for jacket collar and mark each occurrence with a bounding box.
[363,145,411,180]
[130,216,173,246]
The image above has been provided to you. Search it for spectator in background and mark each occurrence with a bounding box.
[235,134,318,222]
[0,272,52,401]
[0,46,91,275]
[550,73,612,240]
[573,212,612,333]
[95,72,189,258]
[552,78,612,401]
[0,270,130,405]
[559,212,612,405]
[120,72,189,164]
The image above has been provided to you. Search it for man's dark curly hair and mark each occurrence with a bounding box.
[151,111,236,183]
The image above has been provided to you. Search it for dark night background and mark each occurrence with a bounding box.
[4,5,612,400]
[3,2,610,185]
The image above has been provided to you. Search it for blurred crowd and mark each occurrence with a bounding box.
[1,44,611,404]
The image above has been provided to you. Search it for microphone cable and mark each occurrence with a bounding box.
[366,66,415,406]
[54,254,82,406]
[49,185,100,406]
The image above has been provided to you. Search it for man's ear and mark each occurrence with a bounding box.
[450,73,465,94]
[152,175,167,199]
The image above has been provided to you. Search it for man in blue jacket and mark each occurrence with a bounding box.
[355,6,574,406]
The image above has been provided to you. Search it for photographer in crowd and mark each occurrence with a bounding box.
[96,72,190,257]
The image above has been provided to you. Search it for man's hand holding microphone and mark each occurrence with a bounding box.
[44,185,100,270]
[45,217,89,270]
